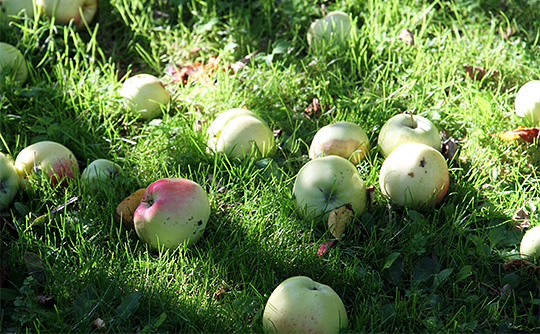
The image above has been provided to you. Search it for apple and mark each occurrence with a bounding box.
[262,276,348,334]
[307,11,355,50]
[120,74,170,121]
[14,141,79,188]
[309,121,371,165]
[207,108,275,160]
[377,113,441,158]
[379,142,449,210]
[0,42,29,83]
[0,0,36,21]
[37,0,98,29]
[133,178,210,249]
[520,225,540,261]
[293,155,367,222]
[0,152,20,210]
[81,159,123,192]
[515,80,540,125]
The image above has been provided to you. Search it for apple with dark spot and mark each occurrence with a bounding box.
[133,178,210,249]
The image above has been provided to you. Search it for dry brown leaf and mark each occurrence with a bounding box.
[491,126,540,143]
[166,56,222,86]
[91,318,106,333]
[503,259,540,277]
[230,51,258,72]
[304,97,329,119]
[114,188,146,228]
[37,295,56,308]
[327,204,354,239]
[512,208,531,231]
[464,65,500,81]
[398,28,415,46]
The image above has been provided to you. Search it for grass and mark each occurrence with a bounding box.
[1,0,540,332]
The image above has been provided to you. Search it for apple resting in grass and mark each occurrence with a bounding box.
[133,178,210,249]
[14,141,79,188]
[81,159,123,192]
[515,80,540,125]
[38,0,98,29]
[293,155,367,222]
[309,121,371,165]
[120,74,170,121]
[379,142,449,210]
[0,42,29,83]
[520,225,540,261]
[207,108,275,160]
[262,276,348,334]
[0,152,20,210]
[0,0,36,22]
[307,11,355,50]
[378,113,441,158]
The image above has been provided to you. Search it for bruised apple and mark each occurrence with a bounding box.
[14,141,79,188]
[133,178,210,249]
[309,121,370,165]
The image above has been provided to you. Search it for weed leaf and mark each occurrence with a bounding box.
[116,291,142,319]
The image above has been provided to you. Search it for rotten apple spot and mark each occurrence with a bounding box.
[197,220,203,226]
[408,172,414,178]
[419,158,426,167]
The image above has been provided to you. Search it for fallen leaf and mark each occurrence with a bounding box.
[230,51,258,72]
[491,126,540,143]
[166,56,222,86]
[327,204,354,239]
[304,97,328,119]
[512,208,531,231]
[213,283,228,302]
[464,65,500,81]
[114,188,146,228]
[37,295,56,308]
[317,240,336,256]
[440,131,460,163]
[503,259,540,277]
[91,318,106,333]
[366,185,376,208]
[398,28,414,46]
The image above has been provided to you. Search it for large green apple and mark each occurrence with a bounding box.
[262,276,348,333]
[309,121,371,165]
[515,80,540,125]
[520,225,540,261]
[81,159,123,192]
[0,152,20,210]
[0,42,29,83]
[379,142,449,210]
[37,0,98,29]
[293,155,367,222]
[0,0,36,22]
[377,113,441,158]
[207,108,275,160]
[14,141,79,188]
[120,74,170,121]
[307,11,355,51]
[133,178,210,249]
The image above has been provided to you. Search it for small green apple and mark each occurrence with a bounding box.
[207,108,275,160]
[379,142,449,210]
[378,113,441,158]
[81,159,123,192]
[0,42,29,83]
[309,121,371,165]
[0,152,20,210]
[263,276,348,334]
[0,0,36,22]
[307,11,355,50]
[133,178,210,249]
[520,225,540,261]
[14,141,79,189]
[515,80,540,125]
[120,74,170,121]
[293,155,367,222]
[37,0,98,29]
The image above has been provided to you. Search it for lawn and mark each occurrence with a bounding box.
[1,0,540,332]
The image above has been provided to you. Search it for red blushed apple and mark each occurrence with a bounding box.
[14,141,79,188]
[133,178,210,249]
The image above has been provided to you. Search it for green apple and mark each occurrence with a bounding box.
[309,121,371,165]
[379,142,449,210]
[133,178,210,249]
[37,0,98,29]
[307,11,355,50]
[515,80,540,125]
[14,141,79,188]
[377,113,441,158]
[207,108,275,160]
[0,152,20,210]
[81,159,123,192]
[0,0,36,22]
[0,42,29,83]
[520,225,540,261]
[293,155,367,222]
[263,276,348,333]
[120,74,170,121]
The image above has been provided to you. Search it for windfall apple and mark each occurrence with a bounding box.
[307,11,355,51]
[515,80,540,125]
[293,155,367,222]
[120,74,170,121]
[309,121,371,165]
[38,0,98,29]
[0,152,20,210]
[520,225,540,261]
[379,142,449,210]
[133,178,210,249]
[81,159,123,192]
[263,276,348,333]
[14,141,79,188]
[0,42,29,83]
[0,0,36,22]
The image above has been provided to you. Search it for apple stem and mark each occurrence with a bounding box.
[409,111,416,128]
